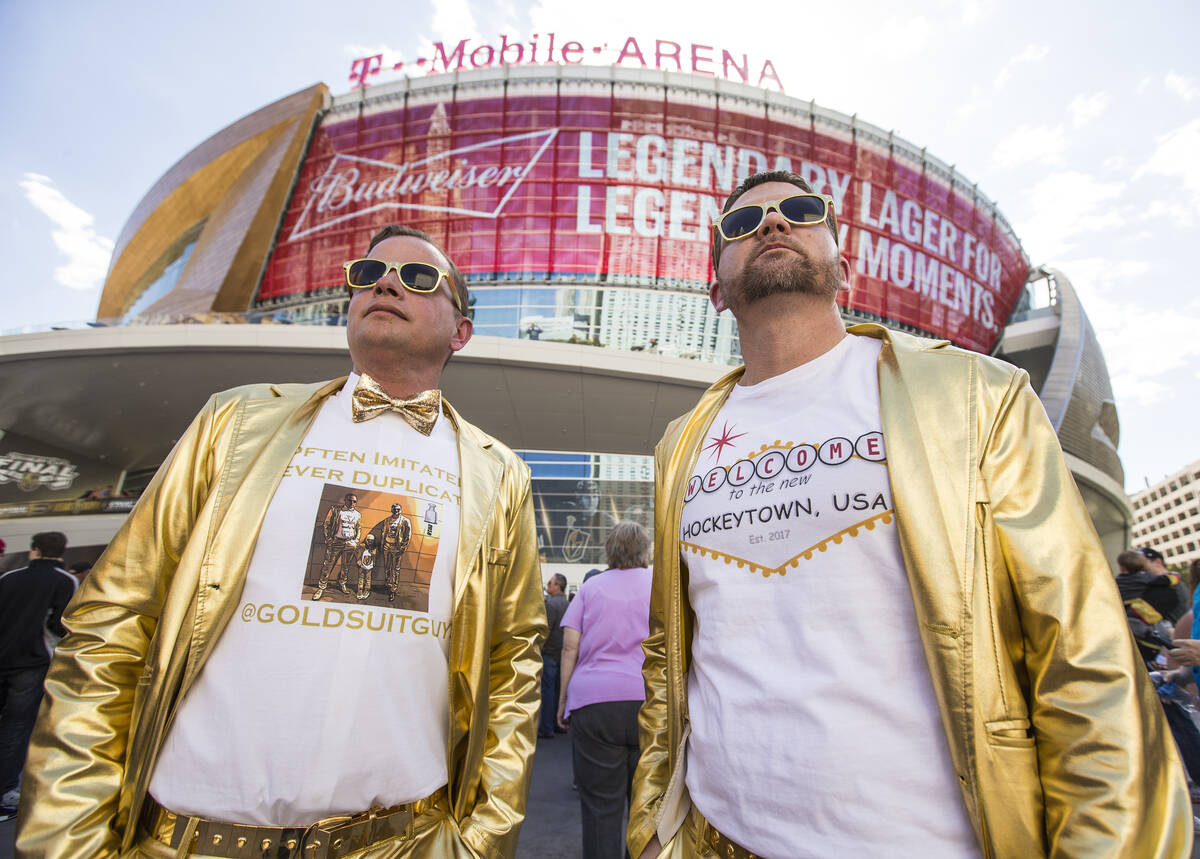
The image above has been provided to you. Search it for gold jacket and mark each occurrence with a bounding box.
[628,325,1191,858]
[17,379,547,858]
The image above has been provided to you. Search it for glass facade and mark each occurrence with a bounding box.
[123,238,198,323]
[519,450,654,568]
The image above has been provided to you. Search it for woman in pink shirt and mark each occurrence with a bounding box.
[557,521,653,859]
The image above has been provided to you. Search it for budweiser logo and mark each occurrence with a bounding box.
[288,128,558,241]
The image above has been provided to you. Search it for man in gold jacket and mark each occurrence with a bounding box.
[18,226,546,858]
[628,172,1191,858]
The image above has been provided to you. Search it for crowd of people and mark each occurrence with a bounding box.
[0,171,1195,856]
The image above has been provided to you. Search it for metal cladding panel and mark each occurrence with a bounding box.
[260,73,1029,353]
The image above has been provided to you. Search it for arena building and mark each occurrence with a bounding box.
[0,63,1131,578]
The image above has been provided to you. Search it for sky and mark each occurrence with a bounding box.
[1,0,1197,492]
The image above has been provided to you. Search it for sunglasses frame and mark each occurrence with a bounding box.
[712,193,838,244]
[343,259,464,314]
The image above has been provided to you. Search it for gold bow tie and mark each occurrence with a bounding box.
[350,375,441,436]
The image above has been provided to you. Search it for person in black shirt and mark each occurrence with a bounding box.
[539,573,569,739]
[0,531,77,818]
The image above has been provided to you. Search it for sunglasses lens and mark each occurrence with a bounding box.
[398,262,442,292]
[779,195,827,224]
[347,259,388,287]
[719,206,764,239]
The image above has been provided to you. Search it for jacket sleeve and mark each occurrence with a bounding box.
[16,396,223,858]
[47,573,78,639]
[458,472,548,858]
[981,369,1192,856]
[628,437,676,858]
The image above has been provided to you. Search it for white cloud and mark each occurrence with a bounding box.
[1017,170,1125,258]
[991,123,1066,168]
[995,43,1049,88]
[1102,155,1125,171]
[960,0,994,28]
[18,173,113,291]
[1067,91,1108,128]
[430,0,479,44]
[1135,118,1200,209]
[1164,72,1198,101]
[1136,75,1153,95]
[1055,256,1200,407]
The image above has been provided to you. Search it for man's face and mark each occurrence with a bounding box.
[346,235,472,371]
[710,181,849,314]
[546,577,561,595]
[344,494,358,509]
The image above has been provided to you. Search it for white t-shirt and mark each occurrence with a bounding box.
[150,374,460,826]
[681,335,979,858]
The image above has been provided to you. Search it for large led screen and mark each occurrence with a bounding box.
[260,83,1028,352]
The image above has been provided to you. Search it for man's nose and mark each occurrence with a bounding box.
[373,270,402,296]
[758,205,791,236]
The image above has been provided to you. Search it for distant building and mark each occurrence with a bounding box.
[1130,460,1200,568]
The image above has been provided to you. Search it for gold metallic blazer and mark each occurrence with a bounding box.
[17,379,547,858]
[628,325,1191,858]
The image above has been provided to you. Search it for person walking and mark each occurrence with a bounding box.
[557,521,652,859]
[0,531,77,819]
[539,573,569,739]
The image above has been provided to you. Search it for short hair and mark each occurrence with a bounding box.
[1137,546,1164,563]
[344,493,358,502]
[712,170,837,269]
[551,573,568,591]
[364,224,470,317]
[605,520,652,570]
[31,531,67,558]
[1117,550,1149,574]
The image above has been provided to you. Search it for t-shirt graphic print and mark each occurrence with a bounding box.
[306,483,444,610]
[680,341,892,580]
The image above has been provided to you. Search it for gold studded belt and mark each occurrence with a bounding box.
[139,786,448,858]
[692,806,760,859]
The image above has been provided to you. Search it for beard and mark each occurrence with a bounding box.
[720,243,842,309]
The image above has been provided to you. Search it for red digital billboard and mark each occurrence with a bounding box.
[260,83,1028,352]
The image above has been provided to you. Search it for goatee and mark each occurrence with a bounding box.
[721,245,842,308]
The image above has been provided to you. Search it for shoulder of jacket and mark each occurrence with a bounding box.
[208,379,345,409]
[855,324,1024,385]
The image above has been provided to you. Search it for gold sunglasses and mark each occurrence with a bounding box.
[343,259,463,314]
[712,193,837,243]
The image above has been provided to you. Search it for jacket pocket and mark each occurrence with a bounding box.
[487,547,511,570]
[985,717,1035,748]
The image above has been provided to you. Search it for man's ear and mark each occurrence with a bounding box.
[709,281,727,312]
[838,254,852,290]
[450,315,473,353]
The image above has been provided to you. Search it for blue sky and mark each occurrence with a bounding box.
[2,0,1198,491]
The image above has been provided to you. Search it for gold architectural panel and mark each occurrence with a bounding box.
[98,85,328,319]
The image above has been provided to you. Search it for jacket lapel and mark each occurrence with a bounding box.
[864,324,975,628]
[445,401,503,610]
[185,378,345,683]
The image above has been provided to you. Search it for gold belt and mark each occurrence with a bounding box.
[693,806,760,859]
[139,786,448,858]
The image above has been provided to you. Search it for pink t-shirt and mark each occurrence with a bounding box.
[561,566,652,717]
